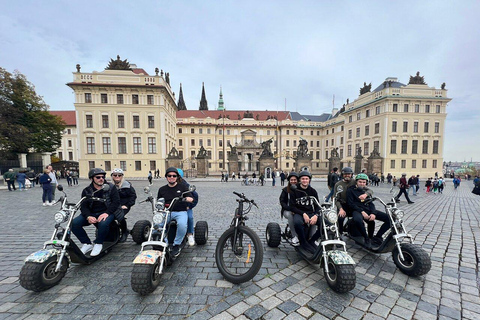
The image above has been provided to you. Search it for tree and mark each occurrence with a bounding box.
[0,68,65,158]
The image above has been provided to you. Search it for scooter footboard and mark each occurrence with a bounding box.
[25,249,60,263]
[133,250,163,264]
[326,250,355,265]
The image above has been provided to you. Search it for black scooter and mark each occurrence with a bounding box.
[19,184,123,291]
[343,188,431,276]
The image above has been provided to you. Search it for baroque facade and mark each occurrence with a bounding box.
[66,57,177,178]
[61,59,450,178]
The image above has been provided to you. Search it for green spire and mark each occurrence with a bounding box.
[217,86,225,111]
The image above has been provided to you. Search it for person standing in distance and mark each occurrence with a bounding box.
[47,165,58,200]
[157,167,194,257]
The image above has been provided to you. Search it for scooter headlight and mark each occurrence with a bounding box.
[54,210,68,224]
[394,210,405,219]
[153,213,165,225]
[326,210,338,224]
[155,198,165,210]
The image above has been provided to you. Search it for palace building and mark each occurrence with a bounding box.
[63,57,450,178]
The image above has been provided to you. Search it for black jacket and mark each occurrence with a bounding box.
[346,185,376,214]
[279,186,294,214]
[80,182,121,218]
[116,180,137,213]
[289,185,320,216]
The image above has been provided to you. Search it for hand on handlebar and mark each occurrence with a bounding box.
[184,196,194,203]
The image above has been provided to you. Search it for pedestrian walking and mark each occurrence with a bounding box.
[66,170,73,186]
[221,172,225,182]
[325,167,339,202]
[148,171,153,185]
[280,171,286,186]
[272,171,276,187]
[47,165,58,200]
[394,173,414,204]
[3,169,17,191]
[72,170,79,186]
[392,176,397,186]
[26,170,36,187]
[16,170,27,191]
[472,177,480,196]
[425,178,432,193]
[408,175,417,196]
[453,176,461,189]
[231,172,236,180]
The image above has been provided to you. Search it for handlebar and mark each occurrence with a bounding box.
[233,191,258,208]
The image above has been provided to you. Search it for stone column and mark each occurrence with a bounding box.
[367,150,383,175]
[328,156,341,172]
[18,153,28,168]
[196,157,208,178]
[41,152,51,169]
[354,154,364,174]
[259,156,275,177]
[228,154,239,176]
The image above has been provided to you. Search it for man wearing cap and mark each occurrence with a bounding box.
[395,173,415,204]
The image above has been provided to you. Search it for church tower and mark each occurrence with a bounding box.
[217,87,225,111]
[177,83,187,110]
[199,82,208,110]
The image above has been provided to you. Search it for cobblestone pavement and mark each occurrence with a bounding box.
[0,178,479,319]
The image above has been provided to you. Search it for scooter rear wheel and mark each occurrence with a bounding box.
[19,256,68,292]
[131,220,152,244]
[194,221,208,245]
[131,259,161,295]
[324,258,356,293]
[266,222,281,248]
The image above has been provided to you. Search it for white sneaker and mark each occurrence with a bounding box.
[80,244,93,254]
[48,202,53,206]
[90,244,103,256]
[291,236,300,246]
[43,203,47,206]
[187,234,195,246]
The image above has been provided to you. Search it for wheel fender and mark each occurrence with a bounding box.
[133,250,162,264]
[25,249,60,263]
[327,250,355,265]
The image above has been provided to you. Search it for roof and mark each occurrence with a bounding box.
[176,110,291,121]
[290,112,332,122]
[131,68,149,75]
[373,80,406,92]
[50,111,76,126]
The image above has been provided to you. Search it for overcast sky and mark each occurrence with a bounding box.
[1,1,478,161]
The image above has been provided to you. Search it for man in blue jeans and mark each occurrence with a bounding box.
[157,167,194,257]
[71,168,120,256]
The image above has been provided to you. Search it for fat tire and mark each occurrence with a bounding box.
[323,258,356,293]
[215,225,263,284]
[194,221,208,245]
[131,220,152,244]
[131,260,161,295]
[19,256,68,292]
[266,222,281,248]
[392,243,431,276]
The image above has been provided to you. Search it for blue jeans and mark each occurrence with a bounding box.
[325,187,335,202]
[72,214,115,244]
[160,211,188,246]
[18,181,26,190]
[409,186,416,195]
[187,209,194,234]
[42,185,52,203]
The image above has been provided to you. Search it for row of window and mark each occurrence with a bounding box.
[86,115,155,129]
[348,104,441,123]
[85,137,157,154]
[391,159,438,169]
[178,127,345,136]
[88,160,157,172]
[390,140,439,154]
[57,151,74,161]
[392,121,440,134]
[84,93,155,105]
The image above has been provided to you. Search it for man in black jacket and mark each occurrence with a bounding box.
[289,170,321,254]
[72,168,121,256]
[346,173,391,249]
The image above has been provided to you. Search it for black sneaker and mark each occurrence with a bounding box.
[119,229,129,243]
[364,237,372,249]
[171,245,181,257]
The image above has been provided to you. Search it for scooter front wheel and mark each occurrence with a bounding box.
[215,225,263,284]
[131,259,161,295]
[19,256,68,292]
[324,258,356,293]
[392,243,431,276]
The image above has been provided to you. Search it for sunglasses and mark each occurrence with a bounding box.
[112,174,123,177]
[167,175,178,178]
[93,176,105,180]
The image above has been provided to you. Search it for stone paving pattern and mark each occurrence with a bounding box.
[0,178,479,319]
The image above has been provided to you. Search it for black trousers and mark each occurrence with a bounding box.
[395,188,412,202]
[351,210,391,239]
[293,213,321,251]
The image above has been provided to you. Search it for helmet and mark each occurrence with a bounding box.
[341,167,353,174]
[355,173,369,181]
[165,167,179,177]
[298,170,312,179]
[177,168,184,178]
[287,172,299,180]
[111,168,124,176]
[402,173,407,176]
[88,168,106,179]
